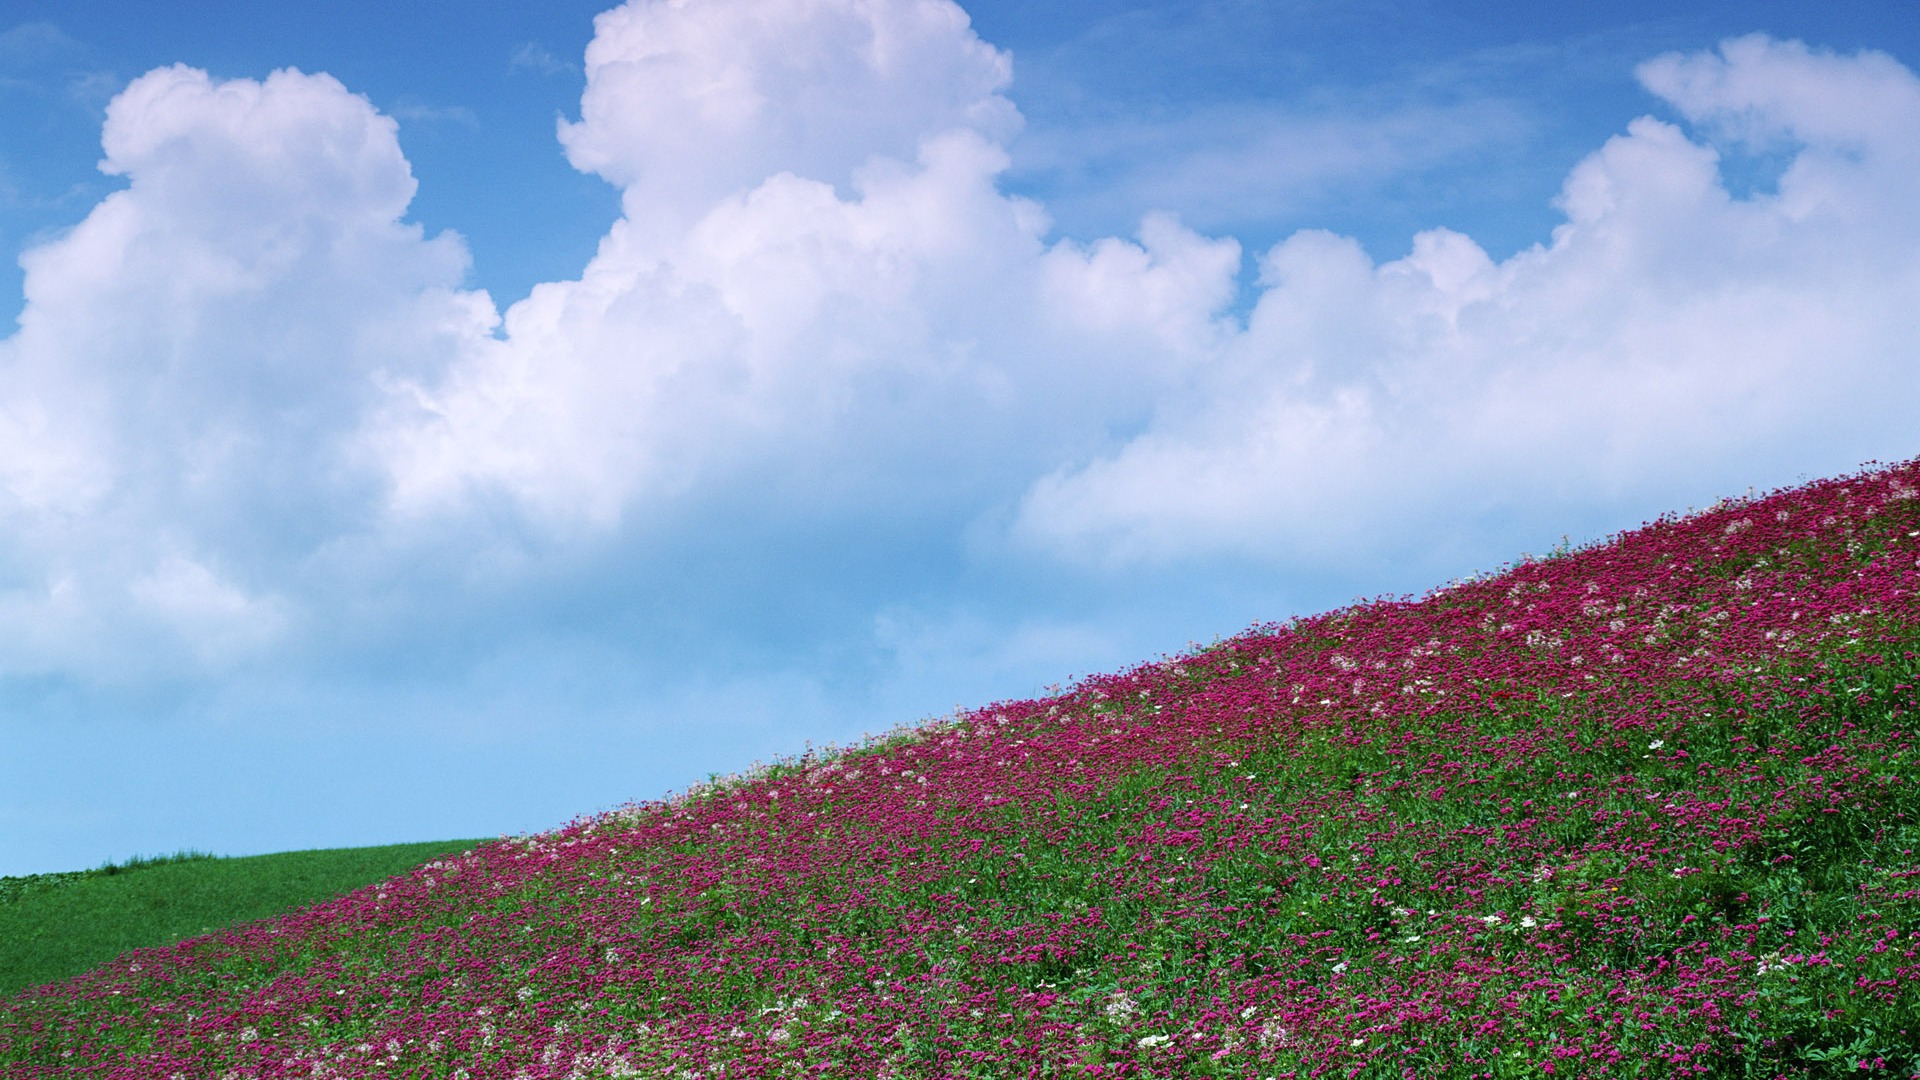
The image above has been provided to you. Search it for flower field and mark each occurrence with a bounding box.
[4,460,1918,1078]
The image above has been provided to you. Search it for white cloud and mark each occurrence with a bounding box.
[388,101,481,130]
[556,0,1020,238]
[0,22,84,77]
[508,42,576,77]
[1013,34,1920,565]
[1008,95,1533,238]
[129,554,290,665]
[3,13,1918,693]
[370,0,1216,529]
[0,64,481,677]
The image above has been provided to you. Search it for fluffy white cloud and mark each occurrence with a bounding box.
[557,0,1019,227]
[0,64,482,677]
[1013,34,1920,564]
[371,0,1225,528]
[3,10,1917,692]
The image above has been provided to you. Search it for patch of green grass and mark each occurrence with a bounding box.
[0,839,490,998]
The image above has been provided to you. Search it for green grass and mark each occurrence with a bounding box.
[0,839,490,999]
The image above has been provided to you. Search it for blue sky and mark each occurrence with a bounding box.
[2,0,1916,876]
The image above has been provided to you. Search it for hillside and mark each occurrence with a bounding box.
[3,460,1917,1078]
[0,843,491,999]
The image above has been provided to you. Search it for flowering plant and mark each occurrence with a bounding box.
[5,460,1919,1077]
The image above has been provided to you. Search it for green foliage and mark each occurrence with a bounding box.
[0,839,489,998]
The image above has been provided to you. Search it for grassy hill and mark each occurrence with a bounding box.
[0,842,490,1000]
[3,460,1917,1078]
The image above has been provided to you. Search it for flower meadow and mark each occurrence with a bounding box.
[5,461,1920,1079]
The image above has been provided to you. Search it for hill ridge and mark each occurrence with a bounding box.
[5,458,1918,1078]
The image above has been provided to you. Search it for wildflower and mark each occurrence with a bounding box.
[1331,961,1348,974]
[1137,1034,1171,1049]
[1648,739,1665,751]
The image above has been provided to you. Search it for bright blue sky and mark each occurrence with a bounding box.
[3,0,1917,876]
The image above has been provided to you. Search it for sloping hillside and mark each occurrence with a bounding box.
[4,460,1917,1078]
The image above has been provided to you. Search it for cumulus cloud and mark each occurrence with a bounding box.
[556,0,1020,236]
[2,8,1917,694]
[1013,34,1920,565]
[369,0,1220,529]
[0,64,480,677]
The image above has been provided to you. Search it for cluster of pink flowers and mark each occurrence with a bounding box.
[4,459,1918,1078]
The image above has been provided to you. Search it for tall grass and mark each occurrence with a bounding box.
[2,459,1917,1078]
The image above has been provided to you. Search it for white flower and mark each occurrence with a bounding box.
[1331,961,1349,974]
[1648,739,1665,751]
[1137,1034,1171,1049]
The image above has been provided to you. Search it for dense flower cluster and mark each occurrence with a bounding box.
[4,460,1918,1078]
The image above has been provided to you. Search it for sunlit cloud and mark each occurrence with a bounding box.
[1,7,1915,708]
